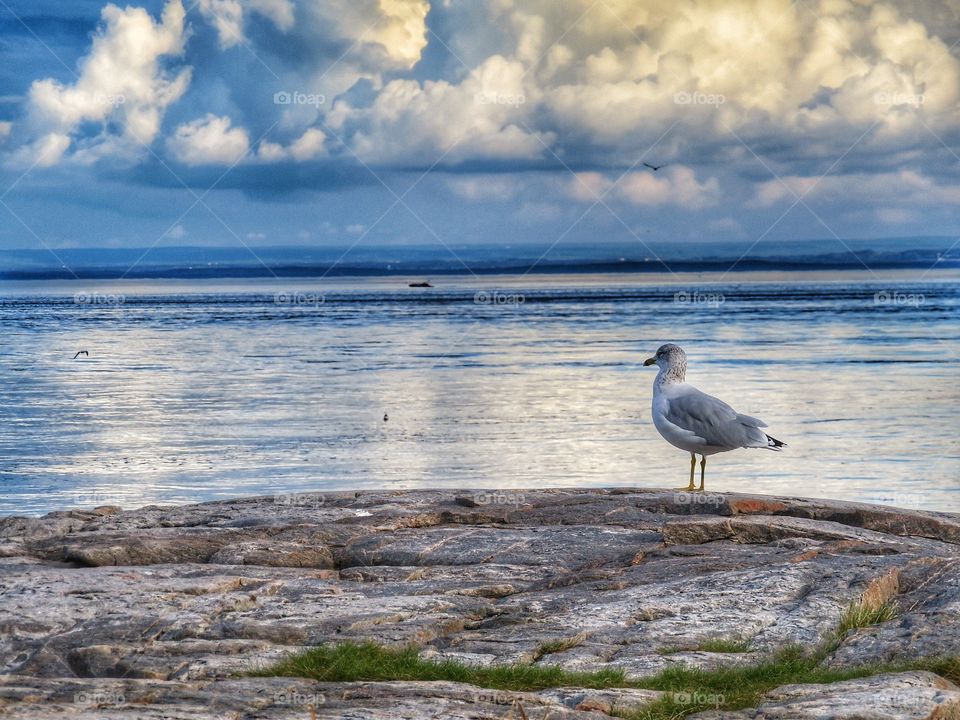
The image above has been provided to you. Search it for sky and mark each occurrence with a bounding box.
[0,0,958,257]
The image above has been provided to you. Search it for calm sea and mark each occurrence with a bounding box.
[1,272,958,516]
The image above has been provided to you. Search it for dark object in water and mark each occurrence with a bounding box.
[383,413,388,422]
[73,351,89,359]
[408,281,433,288]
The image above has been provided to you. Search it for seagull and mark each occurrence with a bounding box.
[643,343,785,491]
[73,351,89,359]
[643,162,666,171]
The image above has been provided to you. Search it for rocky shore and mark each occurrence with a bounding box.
[2,488,960,718]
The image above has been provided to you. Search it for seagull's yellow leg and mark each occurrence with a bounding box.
[698,455,706,492]
[680,453,696,491]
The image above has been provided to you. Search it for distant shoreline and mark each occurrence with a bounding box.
[2,258,960,282]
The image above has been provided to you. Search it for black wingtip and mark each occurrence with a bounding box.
[766,434,787,449]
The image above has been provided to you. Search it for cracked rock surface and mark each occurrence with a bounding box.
[2,488,960,718]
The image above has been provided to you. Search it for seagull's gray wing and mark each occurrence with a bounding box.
[665,387,770,449]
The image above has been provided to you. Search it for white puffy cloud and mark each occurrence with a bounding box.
[368,0,430,68]
[305,0,429,71]
[5,0,960,201]
[198,0,295,48]
[9,0,190,167]
[752,170,960,208]
[7,133,72,169]
[256,128,327,161]
[167,114,250,165]
[168,117,326,166]
[568,166,720,209]
[328,54,547,165]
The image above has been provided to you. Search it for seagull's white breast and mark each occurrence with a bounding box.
[651,381,707,453]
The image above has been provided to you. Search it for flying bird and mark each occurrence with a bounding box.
[642,162,666,171]
[644,344,785,491]
[73,351,89,359]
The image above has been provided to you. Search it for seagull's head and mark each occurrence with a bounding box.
[644,343,687,374]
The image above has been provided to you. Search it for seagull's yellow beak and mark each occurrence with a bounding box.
[643,357,657,366]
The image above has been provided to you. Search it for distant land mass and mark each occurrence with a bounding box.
[0,236,957,280]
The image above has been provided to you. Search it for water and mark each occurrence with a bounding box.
[1,272,958,516]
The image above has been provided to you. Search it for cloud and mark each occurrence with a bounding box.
[8,133,71,168]
[3,0,960,236]
[8,0,190,167]
[366,0,430,68]
[752,170,960,208]
[165,223,187,238]
[305,0,429,71]
[257,128,327,162]
[167,114,250,165]
[327,54,547,165]
[197,0,295,48]
[568,166,720,208]
[448,175,521,201]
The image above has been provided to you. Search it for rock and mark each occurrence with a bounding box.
[1,488,960,718]
[691,671,960,719]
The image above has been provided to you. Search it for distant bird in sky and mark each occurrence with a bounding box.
[642,162,666,171]
[73,351,88,359]
[644,344,785,491]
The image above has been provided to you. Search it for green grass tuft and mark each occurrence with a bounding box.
[658,637,750,656]
[695,638,752,654]
[834,600,899,641]
[252,603,958,720]
[251,640,626,691]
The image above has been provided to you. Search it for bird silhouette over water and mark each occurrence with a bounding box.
[73,351,88,359]
[643,162,666,171]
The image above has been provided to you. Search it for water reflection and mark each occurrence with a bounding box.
[0,275,958,515]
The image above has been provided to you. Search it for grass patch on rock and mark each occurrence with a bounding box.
[253,641,960,720]
[251,640,626,691]
[834,599,899,640]
[532,632,588,662]
[657,637,750,655]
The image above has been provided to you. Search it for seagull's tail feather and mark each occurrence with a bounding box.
[764,434,787,451]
